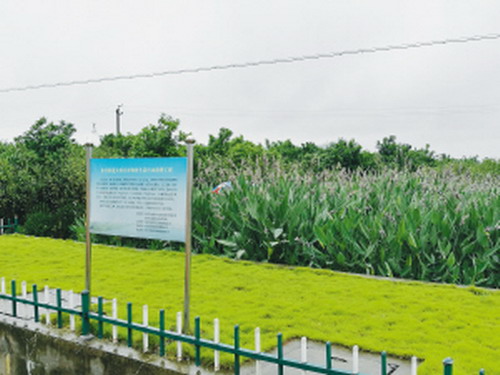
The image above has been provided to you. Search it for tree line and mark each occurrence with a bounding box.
[0,115,498,239]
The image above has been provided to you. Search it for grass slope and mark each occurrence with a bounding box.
[0,235,498,374]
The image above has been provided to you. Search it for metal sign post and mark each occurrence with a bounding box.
[85,144,93,295]
[183,139,195,333]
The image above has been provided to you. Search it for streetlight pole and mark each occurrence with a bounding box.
[115,105,123,135]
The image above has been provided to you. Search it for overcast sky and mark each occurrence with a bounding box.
[1,1,499,158]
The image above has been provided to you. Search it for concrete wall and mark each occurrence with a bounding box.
[0,320,182,375]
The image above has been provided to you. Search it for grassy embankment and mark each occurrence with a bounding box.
[0,234,498,374]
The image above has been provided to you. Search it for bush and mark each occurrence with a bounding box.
[21,205,79,238]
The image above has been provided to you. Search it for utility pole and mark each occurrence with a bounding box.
[115,105,123,135]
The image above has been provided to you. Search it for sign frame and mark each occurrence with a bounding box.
[84,141,195,333]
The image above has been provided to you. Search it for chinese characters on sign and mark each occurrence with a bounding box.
[89,158,187,242]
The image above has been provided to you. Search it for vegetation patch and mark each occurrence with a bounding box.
[192,168,499,287]
[0,235,498,374]
[1,118,499,287]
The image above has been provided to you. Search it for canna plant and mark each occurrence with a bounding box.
[193,159,499,287]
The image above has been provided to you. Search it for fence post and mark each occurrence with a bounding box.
[97,297,104,339]
[112,298,118,343]
[352,345,359,374]
[11,280,17,317]
[142,305,149,353]
[214,319,220,371]
[381,351,387,375]
[176,312,182,361]
[14,216,18,233]
[479,369,485,375]
[234,325,240,375]
[326,341,332,371]
[300,336,307,375]
[0,218,4,235]
[255,327,261,375]
[127,302,133,348]
[44,285,50,325]
[1,277,5,294]
[277,333,284,375]
[195,317,201,367]
[159,309,165,357]
[443,358,453,375]
[411,356,418,375]
[81,290,90,336]
[21,281,27,298]
[69,290,75,331]
[56,289,63,328]
[32,284,39,322]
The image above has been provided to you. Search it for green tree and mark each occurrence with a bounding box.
[321,139,367,171]
[9,118,85,237]
[206,127,234,156]
[201,127,264,165]
[97,133,135,157]
[96,114,187,158]
[377,135,435,170]
[266,139,302,163]
[130,115,187,157]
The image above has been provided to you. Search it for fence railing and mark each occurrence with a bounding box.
[0,278,486,375]
[0,217,18,235]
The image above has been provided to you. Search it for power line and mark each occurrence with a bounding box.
[1,33,500,94]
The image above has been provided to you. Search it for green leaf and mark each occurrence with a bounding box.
[407,233,417,249]
[397,220,406,242]
[267,246,274,259]
[446,252,456,268]
[336,252,346,266]
[313,225,330,248]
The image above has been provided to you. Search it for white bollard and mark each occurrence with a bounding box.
[255,327,261,375]
[142,305,149,353]
[214,318,220,371]
[352,345,359,374]
[301,336,307,375]
[44,286,50,325]
[21,281,27,298]
[69,290,75,331]
[112,298,118,343]
[411,356,418,375]
[176,312,182,361]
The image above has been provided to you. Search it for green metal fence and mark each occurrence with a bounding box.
[0,279,486,375]
[0,217,18,234]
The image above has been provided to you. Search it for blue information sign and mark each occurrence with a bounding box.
[89,158,187,242]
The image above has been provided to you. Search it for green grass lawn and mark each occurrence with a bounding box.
[0,234,498,374]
